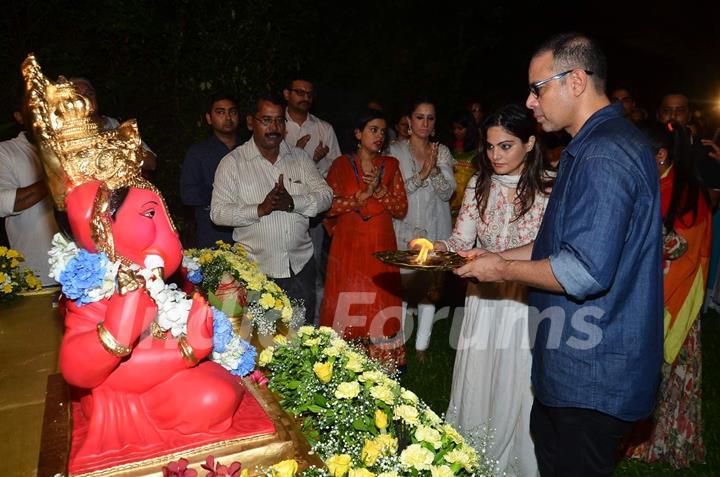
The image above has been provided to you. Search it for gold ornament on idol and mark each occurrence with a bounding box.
[96,321,133,357]
[21,54,173,264]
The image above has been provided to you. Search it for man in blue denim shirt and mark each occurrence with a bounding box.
[455,33,663,476]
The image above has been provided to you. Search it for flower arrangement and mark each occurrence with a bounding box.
[258,326,498,477]
[48,233,257,377]
[183,242,305,335]
[0,245,42,301]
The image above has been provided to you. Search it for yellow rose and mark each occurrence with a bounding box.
[271,459,299,477]
[0,246,7,257]
[274,298,284,310]
[348,468,375,477]
[298,325,315,336]
[361,439,382,466]
[424,409,442,425]
[323,345,341,357]
[374,409,388,430]
[281,305,293,320]
[443,448,472,472]
[370,385,395,405]
[258,347,275,366]
[374,434,398,454]
[399,444,434,471]
[393,405,419,425]
[429,465,454,477]
[313,362,333,383]
[335,381,360,400]
[303,337,322,347]
[325,454,352,477]
[6,249,19,259]
[259,292,276,309]
[400,389,419,404]
[273,334,288,346]
[0,272,6,282]
[3,284,12,293]
[377,472,398,477]
[441,424,465,445]
[10,259,19,268]
[345,355,364,373]
[415,426,442,449]
[318,326,337,336]
[240,469,249,477]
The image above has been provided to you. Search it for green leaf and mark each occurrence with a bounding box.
[313,393,327,406]
[286,380,300,389]
[352,418,367,431]
[308,404,323,413]
[207,290,245,317]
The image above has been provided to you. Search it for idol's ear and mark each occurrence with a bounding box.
[65,180,102,253]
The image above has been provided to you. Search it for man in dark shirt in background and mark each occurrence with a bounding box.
[181,92,241,247]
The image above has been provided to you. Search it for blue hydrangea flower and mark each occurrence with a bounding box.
[212,307,233,353]
[58,250,109,306]
[187,269,203,285]
[231,340,257,377]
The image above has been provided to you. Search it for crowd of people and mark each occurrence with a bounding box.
[2,31,720,477]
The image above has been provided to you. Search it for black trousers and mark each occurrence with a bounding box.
[271,258,317,324]
[530,399,632,477]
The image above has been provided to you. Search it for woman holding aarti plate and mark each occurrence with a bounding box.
[436,104,553,476]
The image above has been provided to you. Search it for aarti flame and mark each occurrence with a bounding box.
[409,238,434,264]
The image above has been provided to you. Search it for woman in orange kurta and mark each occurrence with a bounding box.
[626,122,711,468]
[320,109,407,366]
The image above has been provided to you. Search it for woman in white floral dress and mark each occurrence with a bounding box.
[436,105,553,476]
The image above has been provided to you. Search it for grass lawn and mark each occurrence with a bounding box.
[400,290,719,476]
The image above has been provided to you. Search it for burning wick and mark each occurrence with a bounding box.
[409,238,434,264]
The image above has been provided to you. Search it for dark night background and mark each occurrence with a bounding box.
[1,0,719,236]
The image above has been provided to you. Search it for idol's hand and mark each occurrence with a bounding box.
[454,249,507,282]
[104,288,157,349]
[185,293,214,361]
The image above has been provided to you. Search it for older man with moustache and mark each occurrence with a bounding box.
[210,93,332,323]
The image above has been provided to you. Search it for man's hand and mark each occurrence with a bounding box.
[313,140,330,163]
[454,248,507,282]
[258,174,294,217]
[296,134,311,149]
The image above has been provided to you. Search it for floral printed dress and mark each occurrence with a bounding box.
[443,174,548,477]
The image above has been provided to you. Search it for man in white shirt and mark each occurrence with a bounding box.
[0,100,59,285]
[71,77,157,172]
[283,76,341,322]
[211,93,332,323]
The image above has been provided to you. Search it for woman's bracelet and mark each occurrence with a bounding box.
[96,321,133,357]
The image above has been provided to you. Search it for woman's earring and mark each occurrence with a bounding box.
[431,129,436,137]
[408,125,412,135]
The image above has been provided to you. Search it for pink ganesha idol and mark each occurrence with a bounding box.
[21,55,275,474]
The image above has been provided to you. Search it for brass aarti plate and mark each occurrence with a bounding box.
[373,250,468,271]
